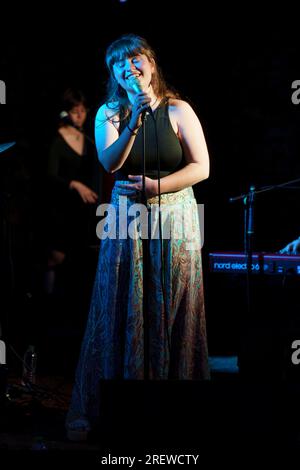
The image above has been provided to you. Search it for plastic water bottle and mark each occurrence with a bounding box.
[22,345,37,386]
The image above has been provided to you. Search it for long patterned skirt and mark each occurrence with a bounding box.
[67,183,210,424]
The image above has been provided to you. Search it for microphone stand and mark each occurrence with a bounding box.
[229,184,257,321]
[140,111,150,380]
[230,175,300,280]
[139,105,167,380]
[244,185,255,314]
[229,176,300,374]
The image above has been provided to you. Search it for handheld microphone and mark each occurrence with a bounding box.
[127,76,153,116]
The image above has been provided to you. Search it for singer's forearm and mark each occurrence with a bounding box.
[158,162,209,194]
[99,126,138,173]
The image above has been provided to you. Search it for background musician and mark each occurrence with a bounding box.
[280,237,300,255]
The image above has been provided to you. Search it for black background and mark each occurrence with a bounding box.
[1,3,300,252]
[1,2,300,361]
[2,6,300,458]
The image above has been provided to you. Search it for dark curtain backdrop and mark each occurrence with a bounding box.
[1,3,300,264]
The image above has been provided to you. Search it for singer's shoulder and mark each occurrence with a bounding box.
[95,102,120,123]
[168,98,195,112]
[168,99,200,119]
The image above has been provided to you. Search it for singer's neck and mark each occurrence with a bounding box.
[149,96,160,110]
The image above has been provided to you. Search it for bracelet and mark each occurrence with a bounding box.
[127,124,138,136]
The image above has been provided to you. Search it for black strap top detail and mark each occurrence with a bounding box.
[115,99,184,181]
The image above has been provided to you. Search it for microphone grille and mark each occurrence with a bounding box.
[128,75,143,93]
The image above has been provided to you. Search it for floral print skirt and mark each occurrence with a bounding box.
[67,183,210,424]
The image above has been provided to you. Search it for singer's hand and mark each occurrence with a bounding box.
[279,238,300,255]
[69,180,98,204]
[116,175,158,199]
[129,92,152,129]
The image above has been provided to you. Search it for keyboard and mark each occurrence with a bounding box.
[209,252,300,275]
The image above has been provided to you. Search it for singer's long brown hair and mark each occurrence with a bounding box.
[104,34,179,120]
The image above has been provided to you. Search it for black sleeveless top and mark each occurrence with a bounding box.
[115,99,184,181]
